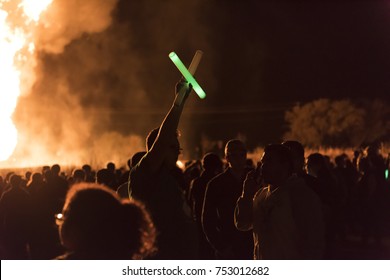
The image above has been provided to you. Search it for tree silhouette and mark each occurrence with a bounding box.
[284,98,390,148]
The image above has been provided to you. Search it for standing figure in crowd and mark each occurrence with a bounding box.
[189,152,223,259]
[235,144,324,259]
[281,141,319,192]
[129,80,198,259]
[306,152,340,257]
[357,144,388,248]
[117,151,147,198]
[202,139,253,259]
[28,171,62,259]
[0,174,31,259]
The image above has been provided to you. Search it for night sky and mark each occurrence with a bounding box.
[114,1,390,150]
[10,0,390,165]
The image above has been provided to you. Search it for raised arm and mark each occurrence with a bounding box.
[140,81,192,174]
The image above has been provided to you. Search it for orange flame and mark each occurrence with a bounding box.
[0,0,52,161]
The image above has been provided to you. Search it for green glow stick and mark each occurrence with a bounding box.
[169,52,206,99]
[385,169,389,180]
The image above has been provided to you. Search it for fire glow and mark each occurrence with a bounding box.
[0,0,52,161]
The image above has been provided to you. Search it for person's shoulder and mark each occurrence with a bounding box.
[0,187,12,197]
[284,176,308,195]
[301,173,317,184]
[254,186,268,200]
[130,159,150,178]
[288,175,322,202]
[191,176,202,187]
[207,170,228,186]
[117,182,130,199]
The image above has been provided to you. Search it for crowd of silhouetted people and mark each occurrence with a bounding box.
[0,144,389,260]
[1,80,389,260]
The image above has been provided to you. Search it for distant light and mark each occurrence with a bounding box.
[169,52,206,99]
[176,160,185,170]
[386,169,389,180]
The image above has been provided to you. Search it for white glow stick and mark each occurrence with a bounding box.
[188,50,203,75]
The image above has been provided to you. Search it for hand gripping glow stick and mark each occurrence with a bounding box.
[169,51,206,99]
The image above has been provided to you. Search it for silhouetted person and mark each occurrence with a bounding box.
[29,169,66,259]
[183,160,202,199]
[106,162,118,189]
[357,145,387,249]
[202,139,253,259]
[131,152,147,168]
[235,144,324,259]
[306,152,339,257]
[49,164,69,211]
[117,151,147,198]
[332,154,351,240]
[188,153,223,259]
[1,172,15,195]
[117,158,133,186]
[0,176,5,198]
[82,164,95,183]
[26,172,44,196]
[0,174,31,259]
[69,169,86,186]
[25,171,32,183]
[107,162,116,173]
[306,153,338,207]
[129,80,198,259]
[56,183,156,259]
[27,171,62,259]
[42,166,50,175]
[96,168,113,187]
[282,140,319,192]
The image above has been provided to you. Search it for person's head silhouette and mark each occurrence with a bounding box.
[57,183,155,259]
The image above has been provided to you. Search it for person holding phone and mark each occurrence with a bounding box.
[235,144,325,260]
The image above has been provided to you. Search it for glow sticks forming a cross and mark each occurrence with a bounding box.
[169,51,206,99]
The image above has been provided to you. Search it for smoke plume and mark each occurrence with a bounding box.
[10,0,213,168]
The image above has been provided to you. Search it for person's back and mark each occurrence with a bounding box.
[96,168,114,188]
[49,165,69,211]
[189,153,223,259]
[0,175,31,259]
[190,153,223,224]
[129,80,198,259]
[357,151,388,246]
[30,171,65,259]
[116,151,147,198]
[130,162,197,259]
[27,173,45,196]
[82,164,95,183]
[307,153,338,207]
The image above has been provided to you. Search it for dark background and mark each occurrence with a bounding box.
[113,0,390,150]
